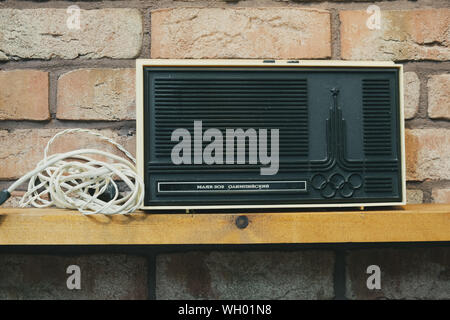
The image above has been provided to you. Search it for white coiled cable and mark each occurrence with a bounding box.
[2,128,144,215]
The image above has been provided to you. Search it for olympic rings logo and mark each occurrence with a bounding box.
[311,173,363,198]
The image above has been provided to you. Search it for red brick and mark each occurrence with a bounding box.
[404,72,420,120]
[0,9,142,60]
[2,191,27,208]
[57,69,135,121]
[405,129,450,181]
[0,70,49,120]
[428,74,450,120]
[406,189,423,204]
[432,188,450,204]
[0,254,148,299]
[346,248,450,299]
[340,9,450,61]
[151,7,331,59]
[3,191,50,208]
[0,129,136,180]
[156,251,335,299]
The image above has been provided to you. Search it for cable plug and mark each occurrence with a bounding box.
[0,190,11,206]
[88,183,117,202]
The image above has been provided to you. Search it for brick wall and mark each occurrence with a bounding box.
[0,0,449,299]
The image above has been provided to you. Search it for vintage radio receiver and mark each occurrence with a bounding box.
[136,60,406,209]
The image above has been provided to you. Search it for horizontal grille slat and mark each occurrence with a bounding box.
[155,90,307,94]
[154,102,307,106]
[155,98,307,103]
[154,128,309,134]
[154,120,308,124]
[155,80,307,85]
[155,90,308,94]
[154,124,308,129]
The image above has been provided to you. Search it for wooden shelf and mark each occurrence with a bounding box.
[0,204,449,245]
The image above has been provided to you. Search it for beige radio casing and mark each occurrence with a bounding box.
[136,59,406,210]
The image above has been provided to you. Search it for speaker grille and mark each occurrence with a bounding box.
[363,79,393,156]
[364,177,393,193]
[153,78,309,161]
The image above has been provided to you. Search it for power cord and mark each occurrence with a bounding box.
[0,128,144,215]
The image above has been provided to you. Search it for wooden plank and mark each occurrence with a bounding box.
[0,204,449,245]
